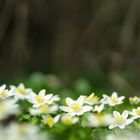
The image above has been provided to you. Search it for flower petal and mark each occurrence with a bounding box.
[54,115,60,123]
[112,92,118,98]
[119,96,125,101]
[77,96,85,102]
[83,106,93,112]
[60,106,71,113]
[66,97,74,106]
[109,124,117,129]
[126,119,133,125]
[113,111,120,117]
[122,110,128,119]
[39,89,46,96]
[119,124,125,129]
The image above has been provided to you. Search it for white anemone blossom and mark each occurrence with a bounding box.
[10,83,32,100]
[61,114,79,125]
[109,110,133,129]
[27,89,54,108]
[29,104,59,115]
[101,92,125,106]
[6,123,47,140]
[129,107,140,119]
[83,93,99,105]
[47,94,60,104]
[0,84,14,99]
[84,113,113,127]
[60,96,93,116]
[0,99,19,120]
[129,96,140,105]
[42,114,60,127]
[93,104,104,113]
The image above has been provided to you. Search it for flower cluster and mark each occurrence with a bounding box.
[0,83,140,131]
[0,123,47,140]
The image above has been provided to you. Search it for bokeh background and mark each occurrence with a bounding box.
[0,0,140,96]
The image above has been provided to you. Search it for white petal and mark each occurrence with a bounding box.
[54,115,60,123]
[103,94,108,98]
[29,108,40,115]
[51,95,60,101]
[77,96,85,102]
[119,96,125,101]
[66,97,74,106]
[39,89,46,96]
[89,93,94,98]
[112,92,118,98]
[26,91,36,103]
[18,83,25,88]
[49,105,59,113]
[8,87,16,95]
[119,124,125,129]
[83,106,93,112]
[72,117,79,124]
[126,119,133,125]
[77,96,84,106]
[42,115,47,120]
[113,111,120,117]
[45,94,53,102]
[122,110,128,119]
[60,106,71,113]
[75,111,84,116]
[109,124,117,129]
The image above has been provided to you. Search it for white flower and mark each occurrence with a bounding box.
[27,89,53,108]
[109,110,133,129]
[129,96,140,105]
[10,83,32,100]
[0,99,19,120]
[101,92,125,106]
[60,96,93,116]
[85,113,113,127]
[47,95,60,104]
[129,107,140,119]
[83,93,99,105]
[93,104,104,113]
[42,115,60,127]
[29,104,59,115]
[61,114,79,125]
[0,84,14,99]
[6,123,46,140]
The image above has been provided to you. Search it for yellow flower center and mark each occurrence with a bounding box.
[85,96,99,104]
[70,103,80,112]
[62,116,72,125]
[109,97,117,104]
[130,97,139,104]
[135,109,140,116]
[1,91,7,97]
[116,116,124,123]
[39,104,49,113]
[35,95,44,103]
[95,114,103,124]
[132,97,137,101]
[17,88,25,94]
[43,117,54,127]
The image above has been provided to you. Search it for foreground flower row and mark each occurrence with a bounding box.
[0,83,140,130]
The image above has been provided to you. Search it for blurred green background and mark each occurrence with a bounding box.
[0,0,140,96]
